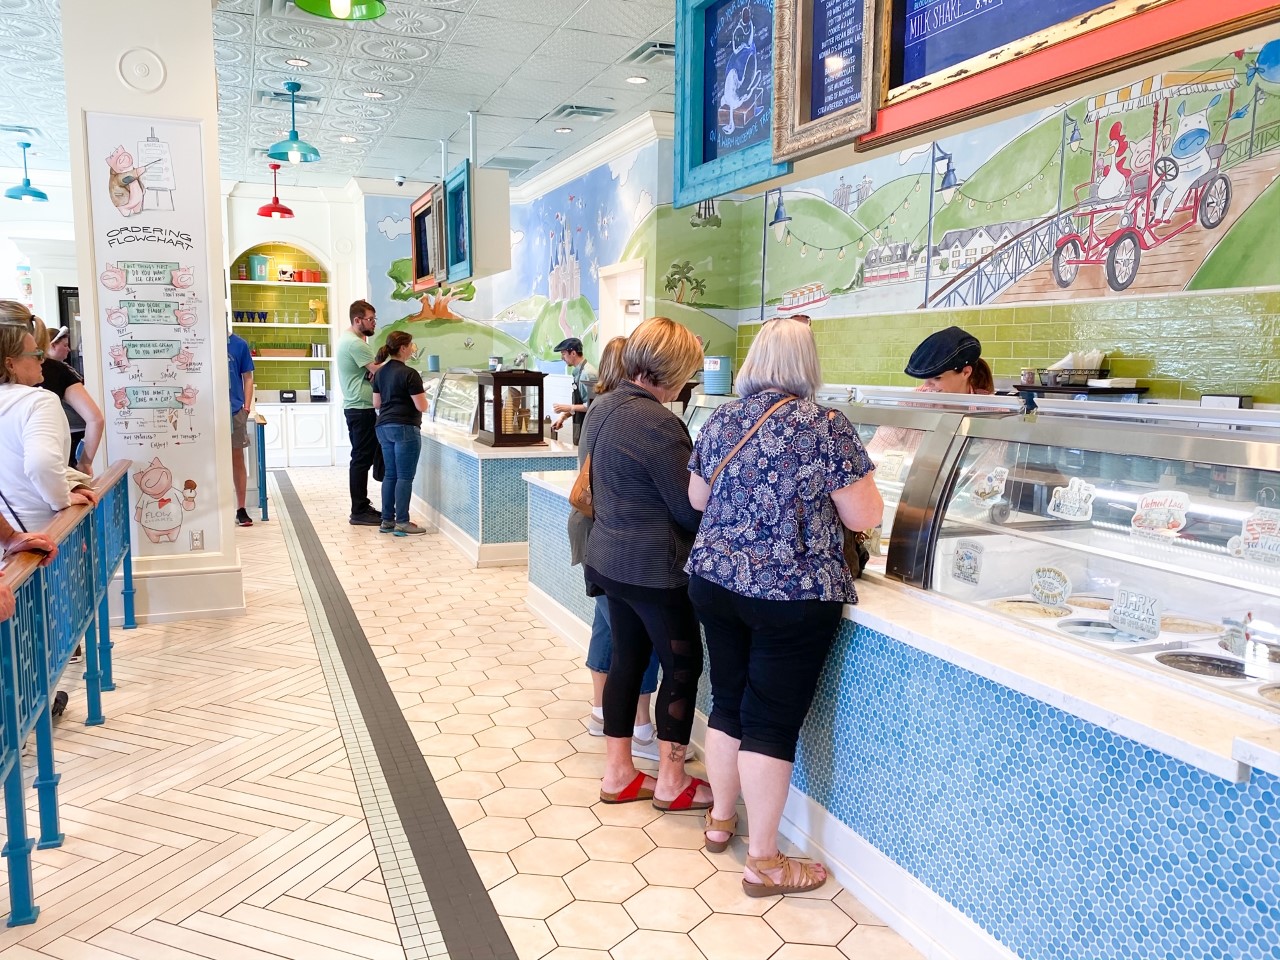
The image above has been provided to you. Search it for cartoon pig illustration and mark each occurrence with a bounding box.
[171,266,194,289]
[132,457,195,544]
[107,145,145,217]
[175,308,196,329]
[111,387,129,410]
[1154,96,1219,223]
[108,345,129,370]
[106,307,128,330]
[100,263,126,291]
[173,346,195,371]
[176,385,199,406]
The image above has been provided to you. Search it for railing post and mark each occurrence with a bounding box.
[30,569,64,849]
[122,544,136,630]
[92,505,115,693]
[257,418,269,521]
[0,619,38,925]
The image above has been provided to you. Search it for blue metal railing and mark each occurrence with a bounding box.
[1,461,133,925]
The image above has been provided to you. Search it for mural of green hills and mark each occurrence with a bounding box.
[651,299,736,359]
[526,295,598,361]
[373,316,529,373]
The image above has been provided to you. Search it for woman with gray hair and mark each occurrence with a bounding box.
[686,316,882,896]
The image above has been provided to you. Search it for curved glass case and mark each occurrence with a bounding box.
[929,413,1280,710]
[431,369,479,433]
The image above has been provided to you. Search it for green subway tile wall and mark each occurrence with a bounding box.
[736,290,1280,403]
[231,243,332,392]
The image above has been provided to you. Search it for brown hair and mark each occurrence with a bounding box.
[0,324,32,385]
[595,336,627,395]
[349,299,375,322]
[375,330,413,364]
[30,316,50,352]
[622,317,703,391]
[969,358,994,394]
[0,300,34,329]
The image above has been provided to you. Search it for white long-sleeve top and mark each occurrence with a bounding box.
[0,383,74,529]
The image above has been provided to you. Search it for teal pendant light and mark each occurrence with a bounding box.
[295,0,386,20]
[5,141,48,203]
[267,81,321,165]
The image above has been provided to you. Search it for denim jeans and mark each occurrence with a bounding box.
[586,595,660,695]
[375,422,421,524]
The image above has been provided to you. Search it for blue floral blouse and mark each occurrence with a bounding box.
[686,391,875,603]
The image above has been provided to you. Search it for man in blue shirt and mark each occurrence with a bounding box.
[228,333,255,527]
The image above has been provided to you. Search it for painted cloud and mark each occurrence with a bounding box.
[378,215,411,241]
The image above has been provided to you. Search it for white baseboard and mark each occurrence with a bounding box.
[412,494,527,568]
[107,567,246,626]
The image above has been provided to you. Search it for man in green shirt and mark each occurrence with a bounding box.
[337,300,384,525]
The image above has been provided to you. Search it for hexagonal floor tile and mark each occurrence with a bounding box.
[488,873,574,919]
[469,850,516,889]
[480,787,551,819]
[516,738,577,764]
[458,746,521,773]
[402,701,458,723]
[506,689,558,707]
[528,805,600,840]
[501,916,555,960]
[564,860,647,904]
[457,695,513,715]
[690,914,782,960]
[436,769,504,801]
[624,884,712,933]
[473,678,523,697]
[542,777,602,807]
[555,753,605,779]
[578,825,656,863]
[644,812,708,851]
[694,870,771,917]
[543,948,612,960]
[611,929,709,960]
[635,847,717,888]
[838,926,924,959]
[424,756,460,780]
[834,890,887,925]
[510,837,588,876]
[459,815,535,853]
[765,896,855,946]
[520,674,570,691]
[592,800,663,828]
[443,797,485,829]
[772,945,847,959]
[418,733,480,758]
[493,706,550,727]
[438,713,495,735]
[546,900,636,951]
[499,761,565,790]
[477,725,535,749]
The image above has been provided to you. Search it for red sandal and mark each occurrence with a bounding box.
[599,772,656,804]
[652,776,713,812]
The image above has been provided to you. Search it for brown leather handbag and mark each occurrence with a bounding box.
[568,396,640,519]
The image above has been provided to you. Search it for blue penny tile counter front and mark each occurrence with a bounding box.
[482,457,575,544]
[526,480,595,625]
[419,435,481,540]
[792,620,1280,960]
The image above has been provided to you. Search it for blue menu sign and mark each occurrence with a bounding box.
[703,0,774,164]
[810,0,868,120]
[897,0,1107,86]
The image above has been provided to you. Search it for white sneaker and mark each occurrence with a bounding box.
[631,733,660,762]
[586,713,605,737]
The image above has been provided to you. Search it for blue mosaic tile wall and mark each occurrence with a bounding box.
[792,621,1280,960]
[418,436,480,540]
[526,483,595,625]
[481,457,576,544]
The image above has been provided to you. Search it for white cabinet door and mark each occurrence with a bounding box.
[257,404,288,469]
[286,405,333,467]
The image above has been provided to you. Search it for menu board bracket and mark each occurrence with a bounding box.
[773,0,880,162]
[675,0,792,208]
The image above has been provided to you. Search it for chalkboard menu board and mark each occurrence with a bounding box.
[894,0,1111,88]
[703,0,775,164]
[809,0,868,120]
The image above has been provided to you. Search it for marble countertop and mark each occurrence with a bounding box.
[523,471,577,495]
[849,577,1280,782]
[421,423,578,460]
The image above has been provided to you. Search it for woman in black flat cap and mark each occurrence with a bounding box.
[904,325,994,394]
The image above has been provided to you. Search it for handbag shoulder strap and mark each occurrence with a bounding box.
[708,395,795,491]
[583,393,642,495]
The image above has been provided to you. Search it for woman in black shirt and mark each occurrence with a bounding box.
[371,331,427,536]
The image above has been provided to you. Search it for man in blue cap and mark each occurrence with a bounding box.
[551,337,596,444]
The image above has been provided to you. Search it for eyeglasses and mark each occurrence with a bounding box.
[20,350,44,360]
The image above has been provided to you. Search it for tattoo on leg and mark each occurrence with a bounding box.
[667,743,686,763]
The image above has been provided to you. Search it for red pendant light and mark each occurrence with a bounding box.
[257,163,294,219]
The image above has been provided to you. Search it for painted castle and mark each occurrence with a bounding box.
[547,219,582,302]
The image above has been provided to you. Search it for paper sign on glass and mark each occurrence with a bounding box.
[1109,586,1163,640]
[1048,477,1096,522]
[1130,491,1190,539]
[1031,566,1071,609]
[951,540,983,585]
[1228,507,1280,566]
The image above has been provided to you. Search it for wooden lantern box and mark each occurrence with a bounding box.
[476,370,547,448]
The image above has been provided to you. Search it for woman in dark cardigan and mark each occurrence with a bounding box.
[583,316,711,811]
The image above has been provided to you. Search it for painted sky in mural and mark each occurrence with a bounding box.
[363,193,413,328]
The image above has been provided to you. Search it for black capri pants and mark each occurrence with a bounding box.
[689,574,843,763]
[585,565,703,745]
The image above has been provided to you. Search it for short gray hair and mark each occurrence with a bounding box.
[735,317,822,399]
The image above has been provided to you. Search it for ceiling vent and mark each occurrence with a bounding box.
[0,124,44,141]
[548,104,615,123]
[623,41,675,65]
[253,88,322,112]
[486,156,541,174]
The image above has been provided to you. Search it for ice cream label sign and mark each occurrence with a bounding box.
[1130,491,1190,540]
[1109,586,1163,640]
[1228,507,1280,565]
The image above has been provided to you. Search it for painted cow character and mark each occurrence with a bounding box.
[1154,96,1219,223]
[132,457,195,544]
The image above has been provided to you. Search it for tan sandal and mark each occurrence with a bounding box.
[703,810,737,853]
[742,851,827,898]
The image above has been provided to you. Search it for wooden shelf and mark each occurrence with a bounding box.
[231,280,331,288]
[252,356,335,362]
[233,323,332,329]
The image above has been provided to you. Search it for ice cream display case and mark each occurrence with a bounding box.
[683,394,735,441]
[924,403,1280,710]
[429,368,479,434]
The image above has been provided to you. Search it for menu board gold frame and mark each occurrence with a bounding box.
[773,0,879,162]
[881,0,1177,108]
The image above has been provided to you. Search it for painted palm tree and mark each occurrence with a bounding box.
[664,260,697,303]
[688,277,708,303]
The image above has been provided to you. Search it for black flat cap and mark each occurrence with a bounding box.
[553,337,583,354]
[905,326,982,379]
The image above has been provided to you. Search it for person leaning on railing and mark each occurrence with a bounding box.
[0,513,57,621]
[0,323,99,537]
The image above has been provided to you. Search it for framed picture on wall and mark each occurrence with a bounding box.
[410,186,438,293]
[674,0,792,208]
[444,159,473,283]
[772,0,879,162]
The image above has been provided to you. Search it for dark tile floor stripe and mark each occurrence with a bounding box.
[274,472,517,960]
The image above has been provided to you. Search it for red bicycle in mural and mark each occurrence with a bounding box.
[1053,70,1238,292]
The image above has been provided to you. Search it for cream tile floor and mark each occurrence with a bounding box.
[0,466,923,960]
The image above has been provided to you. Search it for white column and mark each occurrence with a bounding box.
[62,0,244,622]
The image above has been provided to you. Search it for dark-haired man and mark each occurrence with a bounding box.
[550,337,596,445]
[337,300,385,525]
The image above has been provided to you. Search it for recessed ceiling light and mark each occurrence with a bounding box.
[625,76,648,85]
[286,58,311,67]
[362,90,385,99]
[338,135,358,143]
[554,127,573,134]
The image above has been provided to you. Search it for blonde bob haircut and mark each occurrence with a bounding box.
[622,317,703,391]
[596,336,627,396]
[736,317,823,400]
[0,323,32,386]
